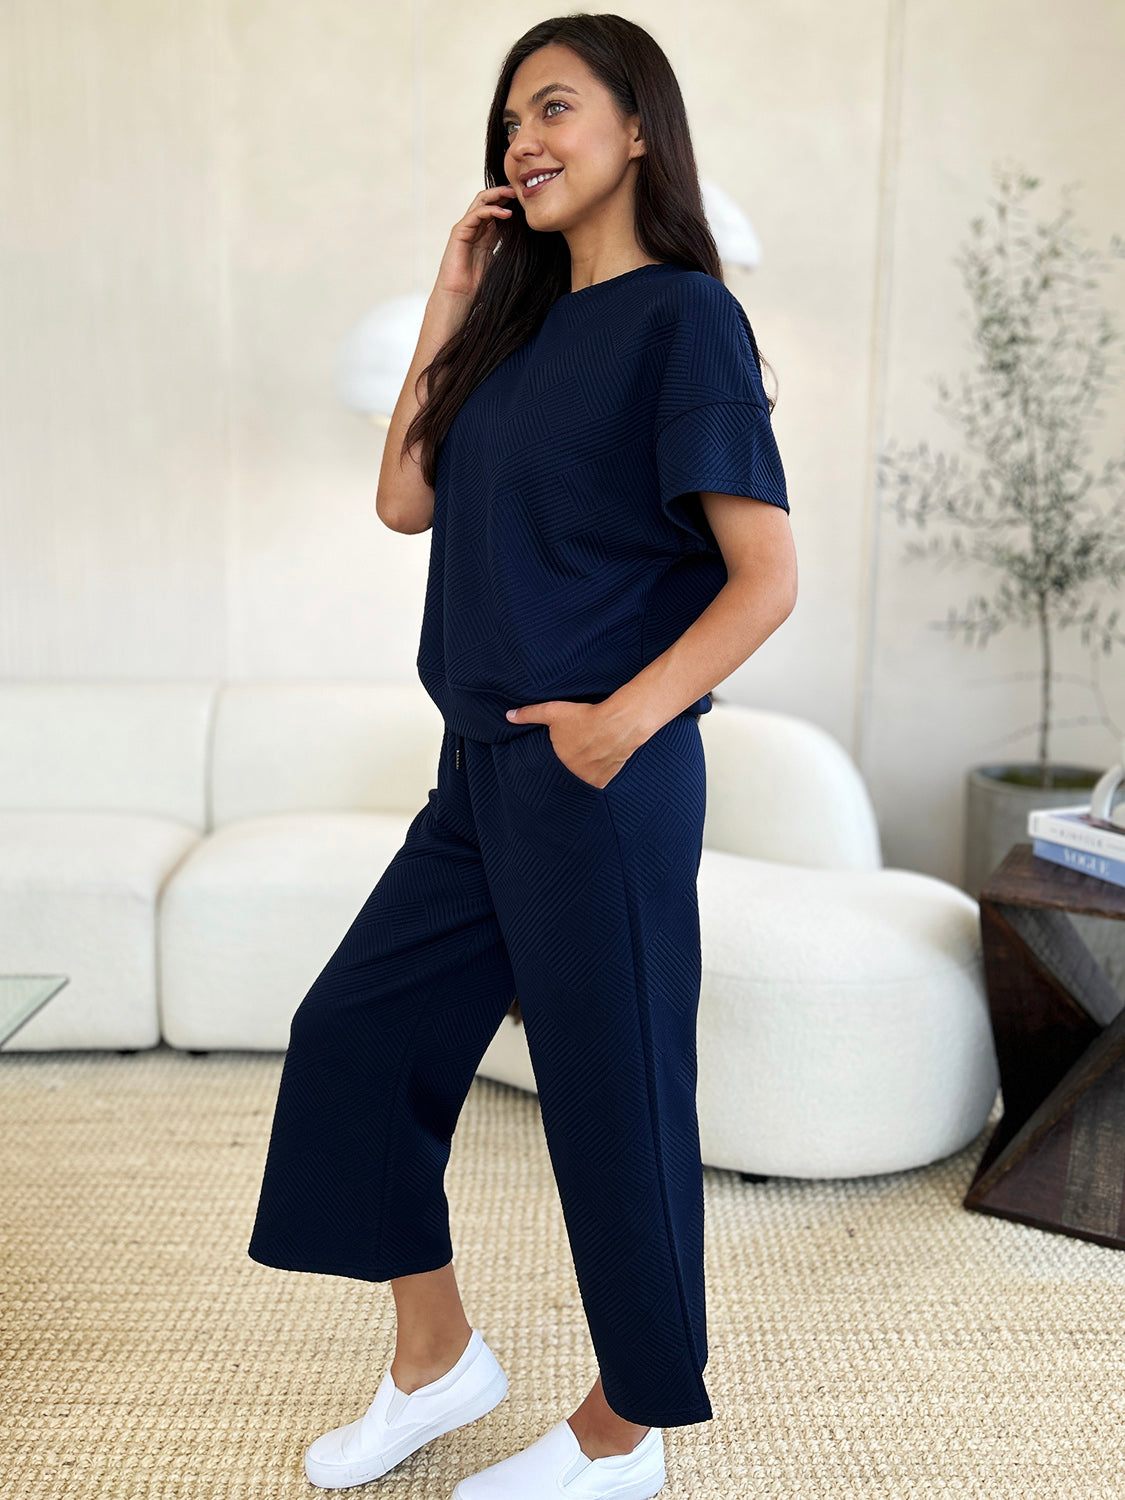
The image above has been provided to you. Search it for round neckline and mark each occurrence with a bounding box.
[563,261,671,297]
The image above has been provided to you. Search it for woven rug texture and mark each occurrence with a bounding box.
[2,1045,1124,1498]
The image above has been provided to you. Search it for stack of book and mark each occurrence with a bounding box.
[1028,803,1125,889]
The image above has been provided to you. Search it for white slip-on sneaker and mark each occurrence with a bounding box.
[304,1328,509,1490]
[451,1417,666,1499]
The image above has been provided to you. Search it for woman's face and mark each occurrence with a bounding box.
[501,44,645,234]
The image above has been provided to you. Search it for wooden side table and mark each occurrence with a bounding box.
[963,842,1125,1249]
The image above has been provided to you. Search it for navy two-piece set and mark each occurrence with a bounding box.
[247,261,789,1427]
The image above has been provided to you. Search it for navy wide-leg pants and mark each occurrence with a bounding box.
[246,709,712,1427]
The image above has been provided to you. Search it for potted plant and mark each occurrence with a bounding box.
[876,163,1125,900]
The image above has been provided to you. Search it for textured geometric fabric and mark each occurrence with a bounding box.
[416,262,790,743]
[247,710,713,1428]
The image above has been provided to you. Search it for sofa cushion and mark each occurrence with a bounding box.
[0,811,201,1050]
[209,683,443,826]
[701,704,883,869]
[158,810,417,1049]
[0,681,213,827]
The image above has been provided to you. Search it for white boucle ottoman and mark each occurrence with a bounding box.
[695,849,998,1178]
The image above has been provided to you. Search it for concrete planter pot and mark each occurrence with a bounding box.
[964,761,1124,999]
[963,762,1102,898]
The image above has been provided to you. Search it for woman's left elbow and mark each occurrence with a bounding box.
[781,574,798,618]
[749,568,797,622]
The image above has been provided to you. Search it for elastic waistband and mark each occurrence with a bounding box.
[445,703,701,750]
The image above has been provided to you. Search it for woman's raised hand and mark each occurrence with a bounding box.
[432,186,519,303]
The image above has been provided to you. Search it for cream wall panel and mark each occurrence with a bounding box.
[0,0,228,677]
[868,0,1125,883]
[680,0,891,750]
[222,0,421,679]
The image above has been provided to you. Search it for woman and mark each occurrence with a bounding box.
[247,13,796,1498]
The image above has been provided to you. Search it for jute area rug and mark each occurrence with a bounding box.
[2,1044,1124,1498]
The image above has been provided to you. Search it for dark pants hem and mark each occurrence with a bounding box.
[246,1242,455,1285]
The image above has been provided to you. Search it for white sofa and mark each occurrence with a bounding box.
[0,680,998,1179]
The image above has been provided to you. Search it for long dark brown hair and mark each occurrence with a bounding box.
[404,12,777,488]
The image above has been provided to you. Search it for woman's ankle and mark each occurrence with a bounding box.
[391,1323,473,1389]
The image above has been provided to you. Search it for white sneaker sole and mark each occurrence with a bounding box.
[305,1364,509,1490]
[451,1448,666,1499]
[452,1472,666,1500]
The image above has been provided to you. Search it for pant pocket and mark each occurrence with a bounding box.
[539,726,610,794]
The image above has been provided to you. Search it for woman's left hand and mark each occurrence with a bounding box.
[505,701,638,789]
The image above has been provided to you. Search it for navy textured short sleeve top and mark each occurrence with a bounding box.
[416,260,789,742]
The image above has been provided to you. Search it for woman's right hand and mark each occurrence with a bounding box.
[432,185,519,304]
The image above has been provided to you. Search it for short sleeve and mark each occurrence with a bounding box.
[654,275,789,548]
